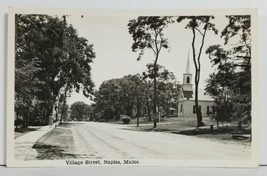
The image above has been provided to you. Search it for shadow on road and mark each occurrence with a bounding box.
[29,123,78,160]
[32,143,78,160]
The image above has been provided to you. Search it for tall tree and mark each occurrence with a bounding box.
[157,69,179,117]
[221,15,251,69]
[15,58,42,127]
[221,15,251,99]
[142,64,178,119]
[128,16,173,127]
[205,46,236,126]
[206,15,252,128]
[15,14,95,125]
[93,78,123,122]
[177,16,218,127]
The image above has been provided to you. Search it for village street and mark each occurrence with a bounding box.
[17,122,251,161]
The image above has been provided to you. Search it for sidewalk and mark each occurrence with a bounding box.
[15,122,59,161]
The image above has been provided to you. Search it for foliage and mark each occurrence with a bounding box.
[15,14,95,126]
[143,64,179,117]
[92,74,144,121]
[15,119,23,128]
[70,101,91,121]
[128,16,173,118]
[92,67,179,122]
[205,15,251,127]
[121,115,131,124]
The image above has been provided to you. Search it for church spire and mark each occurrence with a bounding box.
[182,49,193,100]
[186,50,190,74]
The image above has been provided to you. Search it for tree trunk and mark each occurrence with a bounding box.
[145,96,151,121]
[192,27,206,127]
[136,98,140,127]
[152,55,159,128]
[153,76,157,114]
[60,85,68,124]
[195,79,203,127]
[23,109,29,128]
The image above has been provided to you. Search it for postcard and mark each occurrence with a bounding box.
[7,8,259,167]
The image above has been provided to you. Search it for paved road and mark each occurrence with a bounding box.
[27,122,251,160]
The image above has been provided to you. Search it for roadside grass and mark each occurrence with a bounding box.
[125,116,251,144]
[15,127,41,139]
[110,116,181,125]
[32,123,77,160]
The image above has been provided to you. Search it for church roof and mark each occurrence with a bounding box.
[183,90,193,99]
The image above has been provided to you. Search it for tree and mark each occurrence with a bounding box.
[128,17,173,127]
[205,15,252,128]
[70,101,90,121]
[221,15,251,70]
[93,79,122,122]
[177,16,218,127]
[204,46,237,126]
[221,15,251,98]
[93,70,179,125]
[84,105,92,120]
[15,14,95,125]
[93,74,146,123]
[142,64,178,119]
[15,59,42,127]
[142,78,153,121]
[157,70,179,117]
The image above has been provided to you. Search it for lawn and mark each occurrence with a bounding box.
[125,116,251,145]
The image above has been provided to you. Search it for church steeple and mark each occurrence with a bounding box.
[182,50,193,100]
[186,51,190,74]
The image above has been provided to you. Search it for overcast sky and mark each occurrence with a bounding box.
[65,14,229,105]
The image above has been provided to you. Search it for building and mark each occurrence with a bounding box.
[178,53,214,118]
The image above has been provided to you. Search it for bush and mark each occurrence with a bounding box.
[15,119,23,128]
[121,115,131,124]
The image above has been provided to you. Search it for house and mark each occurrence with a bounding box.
[178,54,214,118]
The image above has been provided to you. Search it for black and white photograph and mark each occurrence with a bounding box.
[6,8,259,167]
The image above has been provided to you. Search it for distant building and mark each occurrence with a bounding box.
[178,53,214,117]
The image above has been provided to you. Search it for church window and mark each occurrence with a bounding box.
[180,105,183,112]
[186,77,190,84]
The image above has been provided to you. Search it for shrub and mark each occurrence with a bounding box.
[15,119,23,128]
[121,115,131,124]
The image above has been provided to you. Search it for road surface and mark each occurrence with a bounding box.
[27,122,251,160]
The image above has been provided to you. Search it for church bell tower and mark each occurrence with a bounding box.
[182,52,193,100]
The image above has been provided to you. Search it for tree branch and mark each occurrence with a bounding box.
[195,28,204,36]
[196,26,208,83]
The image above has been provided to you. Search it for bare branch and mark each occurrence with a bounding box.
[195,28,204,36]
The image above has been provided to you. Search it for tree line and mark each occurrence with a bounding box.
[90,65,179,125]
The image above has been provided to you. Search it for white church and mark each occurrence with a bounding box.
[177,55,214,118]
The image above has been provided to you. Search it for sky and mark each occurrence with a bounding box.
[64,14,229,106]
